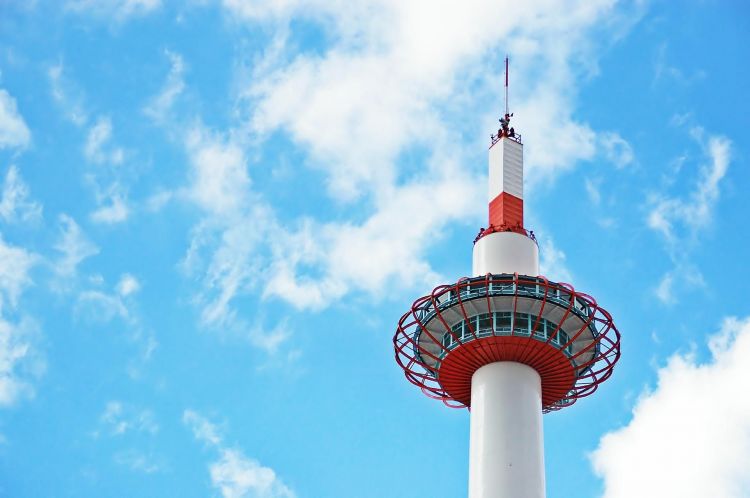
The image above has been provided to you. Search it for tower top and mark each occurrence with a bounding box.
[491,57,519,148]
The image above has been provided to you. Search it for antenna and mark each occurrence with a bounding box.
[504,55,509,116]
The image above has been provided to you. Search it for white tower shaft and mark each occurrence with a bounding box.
[468,136,545,498]
[469,362,545,498]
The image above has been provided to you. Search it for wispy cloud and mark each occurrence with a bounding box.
[47,63,89,126]
[647,128,731,245]
[179,126,272,326]
[0,236,42,408]
[210,448,296,498]
[653,264,705,306]
[0,236,37,313]
[156,1,644,322]
[53,214,99,280]
[647,127,731,304]
[183,409,223,446]
[0,89,31,150]
[538,234,573,284]
[96,400,159,437]
[84,117,124,165]
[82,117,132,224]
[599,132,634,169]
[217,0,640,311]
[592,315,750,497]
[66,0,162,22]
[144,51,185,123]
[116,273,140,297]
[183,409,295,498]
[90,193,129,224]
[653,42,706,87]
[47,66,132,224]
[0,316,43,408]
[0,165,43,223]
[113,449,164,474]
[94,401,164,474]
[75,289,130,322]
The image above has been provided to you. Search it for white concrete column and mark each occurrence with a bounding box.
[472,231,539,277]
[468,362,546,498]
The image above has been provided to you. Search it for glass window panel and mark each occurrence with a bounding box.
[514,312,529,335]
[478,313,492,333]
[496,312,512,331]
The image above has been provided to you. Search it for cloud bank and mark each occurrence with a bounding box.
[592,316,750,497]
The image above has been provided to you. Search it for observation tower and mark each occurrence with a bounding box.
[393,60,620,498]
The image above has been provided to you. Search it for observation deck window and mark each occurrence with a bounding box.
[439,313,574,356]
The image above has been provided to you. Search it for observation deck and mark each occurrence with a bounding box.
[394,273,620,412]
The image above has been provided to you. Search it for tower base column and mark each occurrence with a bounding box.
[468,362,545,498]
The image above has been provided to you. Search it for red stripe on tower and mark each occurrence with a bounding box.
[489,192,523,227]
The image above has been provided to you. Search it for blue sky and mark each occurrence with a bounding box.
[1,1,749,497]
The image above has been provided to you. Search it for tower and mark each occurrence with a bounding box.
[393,63,621,498]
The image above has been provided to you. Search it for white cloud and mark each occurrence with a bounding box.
[592,316,750,498]
[0,165,42,223]
[175,1,644,318]
[263,163,478,309]
[653,42,705,87]
[248,322,291,356]
[0,235,37,314]
[240,0,640,195]
[222,0,641,307]
[653,264,705,306]
[117,274,140,297]
[66,0,161,21]
[183,409,223,446]
[181,136,479,318]
[97,402,163,474]
[82,118,130,224]
[179,127,276,325]
[97,400,158,436]
[0,319,29,405]
[80,117,131,223]
[184,127,250,216]
[113,449,163,473]
[0,237,41,407]
[647,128,730,304]
[47,63,89,126]
[75,274,141,324]
[53,214,99,279]
[538,234,573,283]
[183,409,295,498]
[647,130,731,244]
[84,117,124,165]
[0,89,31,149]
[599,132,634,169]
[145,190,173,212]
[76,289,130,322]
[584,177,602,206]
[211,449,296,498]
[144,51,185,122]
[0,317,42,407]
[653,271,674,305]
[90,192,129,224]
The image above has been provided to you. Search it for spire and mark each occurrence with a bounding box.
[505,55,509,117]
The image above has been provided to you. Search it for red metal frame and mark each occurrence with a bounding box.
[473,224,537,244]
[393,274,620,413]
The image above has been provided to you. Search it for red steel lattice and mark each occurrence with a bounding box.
[393,273,620,412]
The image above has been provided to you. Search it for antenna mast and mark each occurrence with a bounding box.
[504,56,509,116]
